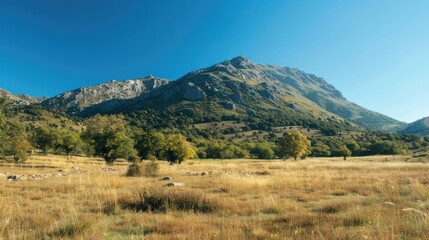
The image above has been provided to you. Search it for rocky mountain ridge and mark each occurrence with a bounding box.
[77,56,404,131]
[0,88,45,105]
[41,76,169,114]
[2,56,407,132]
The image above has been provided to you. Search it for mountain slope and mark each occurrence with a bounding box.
[41,76,169,114]
[400,117,429,135]
[77,56,404,131]
[0,88,44,105]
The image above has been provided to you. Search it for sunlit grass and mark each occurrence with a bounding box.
[0,154,428,239]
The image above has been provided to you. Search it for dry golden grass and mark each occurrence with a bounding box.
[0,154,428,239]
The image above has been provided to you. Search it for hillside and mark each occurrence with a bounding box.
[400,117,429,135]
[70,56,404,131]
[4,104,84,132]
[41,76,169,115]
[0,88,45,105]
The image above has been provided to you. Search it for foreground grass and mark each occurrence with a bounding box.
[0,155,428,239]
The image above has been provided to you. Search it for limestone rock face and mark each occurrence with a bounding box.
[183,82,206,101]
[41,76,169,114]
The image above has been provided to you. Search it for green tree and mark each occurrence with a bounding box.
[311,141,331,157]
[54,129,81,158]
[161,134,196,164]
[249,142,275,159]
[345,140,360,155]
[369,141,408,155]
[277,130,311,160]
[5,122,31,162]
[339,145,352,160]
[32,127,56,155]
[136,131,165,160]
[0,104,7,157]
[0,98,31,161]
[82,115,138,164]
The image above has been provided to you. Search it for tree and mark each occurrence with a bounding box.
[32,127,55,155]
[249,142,275,159]
[82,115,138,164]
[136,131,165,160]
[311,141,331,157]
[345,140,360,155]
[5,122,31,162]
[0,103,7,157]
[277,130,311,160]
[0,98,31,161]
[339,145,352,160]
[54,129,81,158]
[162,134,196,164]
[369,141,408,155]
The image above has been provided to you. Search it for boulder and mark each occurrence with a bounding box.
[165,182,185,187]
[160,176,173,181]
[7,175,21,180]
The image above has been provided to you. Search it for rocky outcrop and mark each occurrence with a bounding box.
[42,76,169,114]
[183,82,207,101]
[0,89,44,105]
[149,81,206,102]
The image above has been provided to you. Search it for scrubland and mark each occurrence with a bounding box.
[0,155,428,239]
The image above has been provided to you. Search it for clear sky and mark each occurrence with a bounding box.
[0,0,428,123]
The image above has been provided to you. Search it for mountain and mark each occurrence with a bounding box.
[41,76,169,115]
[62,56,404,131]
[400,117,429,135]
[0,88,45,105]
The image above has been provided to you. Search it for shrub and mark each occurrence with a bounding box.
[126,162,144,177]
[123,188,218,213]
[13,151,28,163]
[49,214,96,238]
[144,155,160,177]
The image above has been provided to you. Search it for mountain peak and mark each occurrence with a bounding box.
[231,55,249,62]
[144,75,157,79]
[229,55,251,67]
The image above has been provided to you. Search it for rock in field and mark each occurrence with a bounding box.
[160,176,173,181]
[7,175,21,181]
[165,182,185,187]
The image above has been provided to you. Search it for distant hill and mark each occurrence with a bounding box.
[0,88,45,105]
[400,117,429,135]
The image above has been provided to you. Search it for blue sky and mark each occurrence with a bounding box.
[0,0,428,123]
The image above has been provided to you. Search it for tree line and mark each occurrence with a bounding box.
[1,100,427,164]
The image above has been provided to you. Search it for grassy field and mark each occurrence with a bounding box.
[1,155,428,239]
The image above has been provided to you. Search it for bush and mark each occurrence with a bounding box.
[144,155,160,177]
[13,151,28,163]
[123,188,218,213]
[126,162,144,177]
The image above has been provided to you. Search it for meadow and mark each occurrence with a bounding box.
[0,155,428,239]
